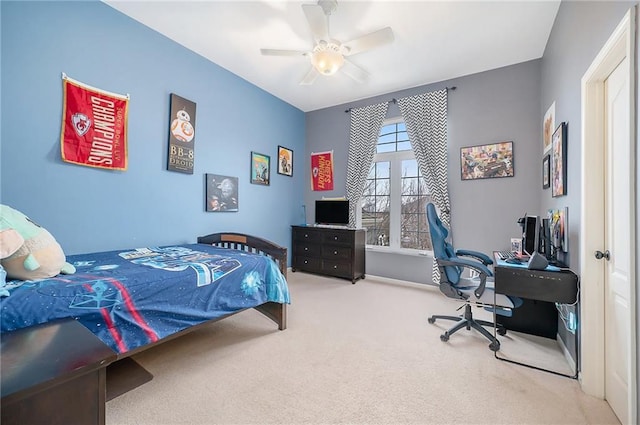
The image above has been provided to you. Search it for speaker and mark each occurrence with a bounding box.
[527,251,549,270]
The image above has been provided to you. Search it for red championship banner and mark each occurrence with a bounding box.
[311,150,334,191]
[60,74,129,170]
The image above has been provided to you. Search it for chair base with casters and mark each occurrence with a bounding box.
[428,303,506,352]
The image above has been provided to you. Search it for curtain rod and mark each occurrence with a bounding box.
[344,86,456,113]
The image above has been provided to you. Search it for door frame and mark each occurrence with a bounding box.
[580,7,636,423]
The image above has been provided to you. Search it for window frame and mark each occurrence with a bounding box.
[357,117,432,255]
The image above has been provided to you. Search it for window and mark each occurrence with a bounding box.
[359,120,432,251]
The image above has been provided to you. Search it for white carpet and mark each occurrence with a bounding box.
[106,272,619,425]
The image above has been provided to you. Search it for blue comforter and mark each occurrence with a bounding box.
[0,244,290,354]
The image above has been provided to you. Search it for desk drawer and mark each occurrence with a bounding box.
[494,267,578,304]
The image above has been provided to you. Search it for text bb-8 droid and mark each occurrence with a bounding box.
[171,110,195,142]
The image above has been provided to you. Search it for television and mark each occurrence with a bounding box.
[522,214,540,256]
[315,200,349,226]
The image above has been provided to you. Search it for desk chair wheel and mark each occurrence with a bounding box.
[497,327,507,336]
[428,317,436,324]
[440,333,450,342]
[489,341,500,352]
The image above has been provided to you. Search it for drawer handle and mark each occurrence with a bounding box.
[304,234,309,238]
[304,247,309,251]
[334,250,338,255]
[333,265,338,269]
[304,260,308,264]
[334,236,338,241]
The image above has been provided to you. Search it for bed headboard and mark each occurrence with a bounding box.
[197,232,287,279]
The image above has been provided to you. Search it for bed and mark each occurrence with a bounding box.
[0,232,289,359]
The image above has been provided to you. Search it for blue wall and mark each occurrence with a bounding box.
[0,1,305,257]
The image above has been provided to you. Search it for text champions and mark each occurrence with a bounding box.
[88,96,125,167]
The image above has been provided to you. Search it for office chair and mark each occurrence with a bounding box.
[426,203,521,351]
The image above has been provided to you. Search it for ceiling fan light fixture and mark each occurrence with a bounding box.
[311,42,344,75]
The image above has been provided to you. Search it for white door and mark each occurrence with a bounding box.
[604,56,631,425]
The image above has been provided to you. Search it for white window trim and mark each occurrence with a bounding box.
[358,117,433,255]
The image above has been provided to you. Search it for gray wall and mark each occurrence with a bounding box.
[540,0,636,377]
[306,60,541,284]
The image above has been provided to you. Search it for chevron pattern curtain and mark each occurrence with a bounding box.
[397,89,449,284]
[346,102,389,228]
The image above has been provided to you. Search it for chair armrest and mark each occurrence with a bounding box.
[455,249,493,265]
[437,257,491,298]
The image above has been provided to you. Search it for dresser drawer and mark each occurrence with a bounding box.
[321,245,351,261]
[322,231,352,245]
[293,256,321,271]
[293,229,322,243]
[295,243,321,257]
[321,260,351,277]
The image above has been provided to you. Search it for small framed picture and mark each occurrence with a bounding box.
[543,154,550,189]
[277,145,293,176]
[250,151,270,185]
[205,174,238,212]
[511,238,522,254]
[551,122,567,197]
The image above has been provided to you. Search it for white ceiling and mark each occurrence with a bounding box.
[104,1,561,112]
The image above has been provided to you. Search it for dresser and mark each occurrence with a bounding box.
[291,225,365,283]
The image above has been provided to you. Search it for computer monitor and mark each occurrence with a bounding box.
[522,214,540,256]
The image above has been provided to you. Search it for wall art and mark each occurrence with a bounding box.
[277,145,293,176]
[167,93,196,174]
[551,122,567,197]
[543,101,555,154]
[543,154,550,189]
[250,151,270,185]
[205,174,238,212]
[460,141,514,180]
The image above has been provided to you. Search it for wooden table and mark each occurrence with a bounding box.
[1,319,117,425]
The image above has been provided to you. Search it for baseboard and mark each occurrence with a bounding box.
[557,333,577,374]
[362,273,438,289]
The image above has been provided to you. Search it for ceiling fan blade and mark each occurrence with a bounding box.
[343,27,394,56]
[341,59,369,84]
[260,49,309,57]
[302,4,328,42]
[300,67,320,85]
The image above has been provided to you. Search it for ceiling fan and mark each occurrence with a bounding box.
[260,0,394,85]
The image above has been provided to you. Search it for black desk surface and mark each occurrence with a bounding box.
[493,254,579,304]
[1,318,117,403]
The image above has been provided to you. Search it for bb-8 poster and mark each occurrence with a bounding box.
[167,93,196,174]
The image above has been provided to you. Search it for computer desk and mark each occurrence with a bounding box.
[492,253,579,378]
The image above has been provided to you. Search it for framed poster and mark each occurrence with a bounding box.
[460,141,514,180]
[250,152,270,185]
[543,154,550,189]
[277,145,293,176]
[543,102,555,154]
[167,93,196,174]
[551,122,567,197]
[205,174,238,212]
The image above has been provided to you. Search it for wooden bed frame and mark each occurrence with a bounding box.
[106,232,289,399]
[2,232,290,421]
[110,232,289,360]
